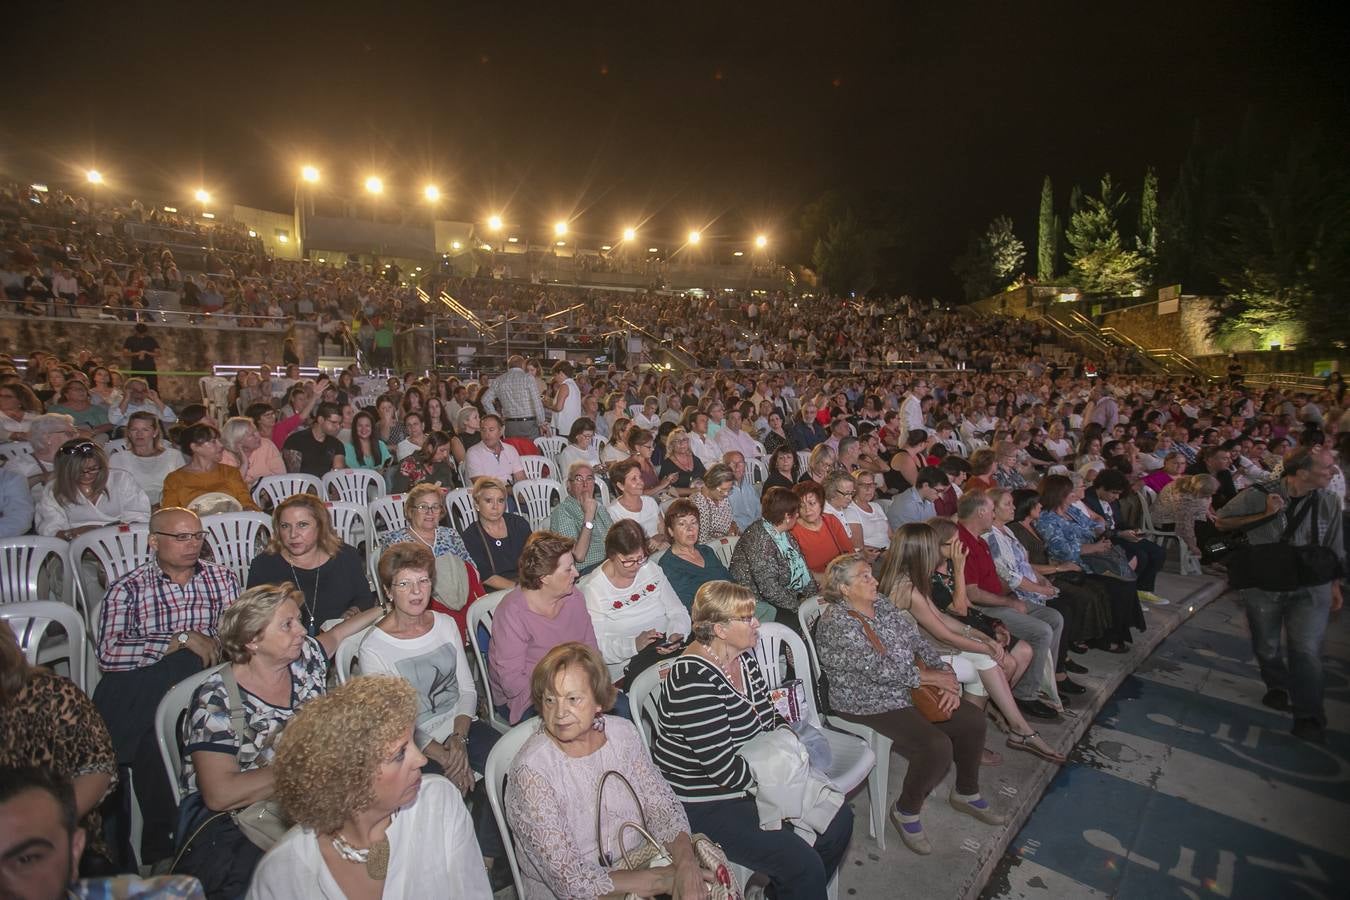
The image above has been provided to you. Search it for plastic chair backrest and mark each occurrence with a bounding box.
[751,622,823,728]
[445,488,478,532]
[796,450,811,472]
[367,494,408,544]
[156,663,228,808]
[519,455,551,481]
[625,661,673,753]
[200,512,272,585]
[322,468,384,505]
[796,598,824,679]
[749,458,768,485]
[325,501,371,551]
[335,625,376,684]
[0,537,70,606]
[104,438,129,455]
[69,525,152,630]
[533,436,567,462]
[251,474,322,511]
[593,477,611,508]
[0,443,34,463]
[483,721,537,900]
[512,478,563,530]
[1,600,87,692]
[467,588,512,733]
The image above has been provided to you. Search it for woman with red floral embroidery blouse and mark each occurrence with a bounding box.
[580,519,691,686]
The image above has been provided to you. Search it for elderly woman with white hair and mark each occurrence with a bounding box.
[4,412,80,501]
[220,415,286,488]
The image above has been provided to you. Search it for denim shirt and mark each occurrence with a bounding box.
[1036,509,1096,565]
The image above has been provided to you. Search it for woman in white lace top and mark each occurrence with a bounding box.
[505,642,713,899]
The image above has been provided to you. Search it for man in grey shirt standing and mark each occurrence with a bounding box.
[480,355,547,438]
[1218,447,1343,744]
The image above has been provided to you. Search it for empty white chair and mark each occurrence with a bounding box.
[335,625,377,684]
[483,721,536,899]
[325,501,371,552]
[798,599,892,850]
[796,450,811,472]
[322,468,384,505]
[2,600,88,692]
[156,664,228,807]
[200,512,272,585]
[251,473,322,511]
[467,589,512,733]
[445,488,478,532]
[749,457,768,485]
[519,455,552,481]
[533,435,566,463]
[1,536,70,606]
[366,494,408,594]
[512,478,563,530]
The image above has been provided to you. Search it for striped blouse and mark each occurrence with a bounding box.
[652,653,784,803]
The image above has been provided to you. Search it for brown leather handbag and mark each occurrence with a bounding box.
[842,607,952,723]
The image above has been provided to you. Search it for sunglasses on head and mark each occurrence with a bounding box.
[59,440,99,457]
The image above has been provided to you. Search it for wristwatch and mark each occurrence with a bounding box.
[447,733,467,745]
[583,521,594,530]
[176,632,190,647]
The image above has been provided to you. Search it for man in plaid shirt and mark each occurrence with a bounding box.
[480,354,548,438]
[91,507,239,864]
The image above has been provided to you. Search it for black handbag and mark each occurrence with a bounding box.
[1227,493,1343,591]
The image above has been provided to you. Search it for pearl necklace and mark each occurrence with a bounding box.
[699,641,739,680]
[331,832,391,880]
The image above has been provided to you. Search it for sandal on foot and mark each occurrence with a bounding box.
[888,807,932,855]
[1007,730,1067,764]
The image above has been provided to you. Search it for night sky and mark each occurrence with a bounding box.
[5,1,1346,297]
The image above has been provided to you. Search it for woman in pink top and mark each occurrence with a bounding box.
[487,531,602,724]
[219,416,285,487]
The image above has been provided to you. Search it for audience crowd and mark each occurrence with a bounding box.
[2,181,1348,900]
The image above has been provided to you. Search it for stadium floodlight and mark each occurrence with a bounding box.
[300,165,319,183]
[554,221,568,237]
[687,230,701,245]
[194,189,211,204]
[622,227,637,241]
[423,185,440,202]
[86,170,103,184]
[487,215,503,231]
[755,234,768,249]
[451,240,462,250]
[364,176,383,195]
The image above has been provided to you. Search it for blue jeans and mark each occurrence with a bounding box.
[684,796,853,900]
[1117,536,1165,592]
[1241,584,1333,724]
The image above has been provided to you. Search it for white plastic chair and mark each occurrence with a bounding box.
[1,536,70,606]
[335,625,377,684]
[445,488,478,532]
[512,478,563,530]
[69,525,153,633]
[155,663,228,807]
[322,468,384,505]
[533,435,566,463]
[702,535,739,569]
[467,589,512,733]
[0,442,34,463]
[104,438,129,455]
[251,473,323,510]
[2,600,88,692]
[749,457,768,485]
[366,494,407,595]
[1137,485,1201,575]
[325,501,371,552]
[519,455,551,481]
[796,450,811,472]
[798,599,892,849]
[483,720,537,900]
[592,477,611,509]
[200,512,272,585]
[751,439,767,459]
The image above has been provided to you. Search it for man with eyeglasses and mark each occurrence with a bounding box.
[281,400,347,477]
[92,506,239,864]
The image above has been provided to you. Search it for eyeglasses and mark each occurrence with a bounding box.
[617,554,647,568]
[410,503,440,512]
[59,440,99,457]
[392,576,433,592]
[154,530,206,542]
[835,489,856,497]
[571,474,595,482]
[727,615,758,625]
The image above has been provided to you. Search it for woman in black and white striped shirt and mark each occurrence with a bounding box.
[652,581,854,900]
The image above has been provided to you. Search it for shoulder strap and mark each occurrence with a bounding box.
[1280,492,1318,544]
[840,606,888,658]
[217,664,248,742]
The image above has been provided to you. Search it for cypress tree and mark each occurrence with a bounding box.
[1037,176,1056,280]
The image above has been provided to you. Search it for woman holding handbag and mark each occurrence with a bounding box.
[652,581,853,899]
[505,642,719,899]
[814,554,1004,856]
[177,583,384,898]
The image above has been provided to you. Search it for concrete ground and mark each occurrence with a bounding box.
[836,571,1228,900]
[982,589,1350,900]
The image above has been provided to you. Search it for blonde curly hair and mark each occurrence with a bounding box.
[272,675,418,834]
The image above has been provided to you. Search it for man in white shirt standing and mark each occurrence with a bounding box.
[900,379,928,435]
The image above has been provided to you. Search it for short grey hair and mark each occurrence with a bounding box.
[27,413,77,452]
[822,470,855,499]
[219,416,256,453]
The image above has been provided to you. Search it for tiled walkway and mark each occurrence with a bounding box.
[985,595,1350,899]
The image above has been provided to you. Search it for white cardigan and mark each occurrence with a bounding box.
[35,469,152,537]
[246,775,491,900]
[579,560,691,679]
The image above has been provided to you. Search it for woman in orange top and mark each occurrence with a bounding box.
[789,481,854,577]
[161,422,260,511]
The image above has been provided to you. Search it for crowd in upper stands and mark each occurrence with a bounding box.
[2,177,1349,900]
